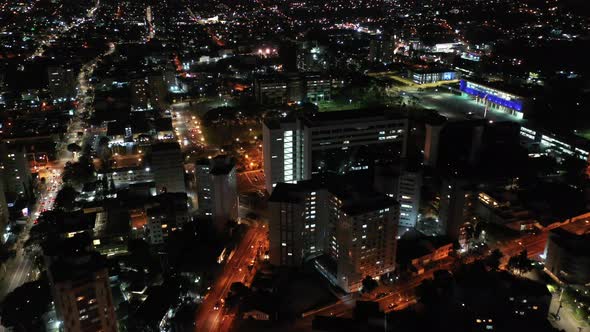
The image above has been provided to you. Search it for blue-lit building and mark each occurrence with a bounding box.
[460,80,528,119]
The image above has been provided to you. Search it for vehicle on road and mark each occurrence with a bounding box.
[376,292,389,299]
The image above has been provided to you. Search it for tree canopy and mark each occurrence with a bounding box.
[0,278,51,331]
[507,250,534,276]
[361,275,378,293]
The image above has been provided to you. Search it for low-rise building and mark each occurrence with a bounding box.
[408,68,457,84]
[397,231,453,275]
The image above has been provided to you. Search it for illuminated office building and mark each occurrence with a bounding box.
[460,80,528,119]
[263,109,408,193]
[409,69,456,85]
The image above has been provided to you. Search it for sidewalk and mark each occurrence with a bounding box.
[549,293,589,332]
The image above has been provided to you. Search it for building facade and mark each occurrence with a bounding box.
[47,66,76,103]
[438,175,476,244]
[263,109,408,193]
[254,73,332,105]
[269,174,399,293]
[373,162,422,235]
[409,69,456,85]
[0,143,33,199]
[196,156,238,232]
[150,142,186,194]
[49,251,118,332]
[544,229,590,285]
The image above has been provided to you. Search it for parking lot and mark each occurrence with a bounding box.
[410,90,525,124]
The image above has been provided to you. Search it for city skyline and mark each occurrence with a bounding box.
[0,0,589,331]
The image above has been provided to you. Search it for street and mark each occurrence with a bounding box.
[194,225,267,332]
[0,23,113,331]
[549,291,589,332]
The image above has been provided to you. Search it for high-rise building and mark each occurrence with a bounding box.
[164,65,179,91]
[146,193,190,245]
[147,72,167,109]
[373,161,422,236]
[150,142,186,193]
[46,238,118,332]
[195,159,213,215]
[263,109,408,193]
[368,36,395,64]
[268,181,326,267]
[129,78,149,110]
[423,115,446,167]
[195,156,238,231]
[0,143,33,199]
[47,66,76,103]
[0,178,9,235]
[544,228,590,285]
[438,175,477,244]
[269,173,399,292]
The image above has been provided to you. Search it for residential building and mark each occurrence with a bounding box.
[47,66,76,103]
[0,178,8,235]
[369,36,396,64]
[46,238,117,332]
[195,156,238,231]
[0,143,33,199]
[269,173,399,292]
[268,181,326,267]
[146,193,189,245]
[373,161,422,235]
[130,78,149,110]
[438,175,477,244]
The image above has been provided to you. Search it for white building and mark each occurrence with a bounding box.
[263,109,408,193]
[196,155,238,232]
[269,174,399,293]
